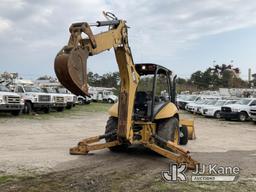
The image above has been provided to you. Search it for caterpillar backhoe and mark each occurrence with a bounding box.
[54,12,198,169]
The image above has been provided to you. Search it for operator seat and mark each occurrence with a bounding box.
[134,91,152,120]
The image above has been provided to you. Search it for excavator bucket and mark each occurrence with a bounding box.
[54,46,90,96]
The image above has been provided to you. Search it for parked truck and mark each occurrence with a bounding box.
[249,106,256,123]
[77,95,92,105]
[220,98,256,121]
[0,84,24,116]
[14,85,52,114]
[41,87,66,112]
[55,87,76,109]
[90,89,118,103]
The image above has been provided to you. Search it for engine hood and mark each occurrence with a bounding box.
[0,91,20,97]
[223,104,249,110]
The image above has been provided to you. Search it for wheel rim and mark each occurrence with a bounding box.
[24,104,29,113]
[215,112,221,119]
[174,128,179,144]
[240,114,246,121]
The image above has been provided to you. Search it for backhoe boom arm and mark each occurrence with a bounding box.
[54,17,139,139]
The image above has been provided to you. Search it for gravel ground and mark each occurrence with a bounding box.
[0,105,255,191]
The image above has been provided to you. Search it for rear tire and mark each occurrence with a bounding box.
[105,117,128,152]
[179,125,188,145]
[85,101,91,105]
[156,117,180,149]
[78,98,84,105]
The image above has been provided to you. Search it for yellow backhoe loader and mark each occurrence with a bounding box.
[54,12,198,169]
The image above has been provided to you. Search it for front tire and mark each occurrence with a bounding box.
[156,117,180,149]
[105,117,128,152]
[108,99,114,104]
[179,125,188,145]
[78,98,84,105]
[11,110,21,116]
[239,112,247,122]
[214,111,221,119]
[23,102,32,114]
[44,107,50,114]
[66,105,72,110]
[56,107,64,112]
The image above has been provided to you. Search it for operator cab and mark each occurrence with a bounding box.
[134,63,177,121]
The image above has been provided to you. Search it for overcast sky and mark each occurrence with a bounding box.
[1,0,256,80]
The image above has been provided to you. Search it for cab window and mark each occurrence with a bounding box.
[250,100,256,106]
[17,86,24,93]
[155,70,170,103]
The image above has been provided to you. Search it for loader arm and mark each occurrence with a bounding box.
[54,17,139,140]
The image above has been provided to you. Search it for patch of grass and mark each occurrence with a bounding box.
[15,103,112,120]
[79,102,112,112]
[0,175,28,184]
[147,178,256,192]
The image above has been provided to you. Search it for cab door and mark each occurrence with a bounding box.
[152,68,171,119]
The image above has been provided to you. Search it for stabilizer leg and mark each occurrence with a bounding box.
[70,132,120,155]
[145,135,198,170]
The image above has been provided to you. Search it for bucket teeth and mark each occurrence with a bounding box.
[54,46,89,96]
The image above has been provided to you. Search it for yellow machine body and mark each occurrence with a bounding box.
[108,102,196,140]
[55,12,198,170]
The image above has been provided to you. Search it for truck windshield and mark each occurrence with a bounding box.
[24,86,41,93]
[0,85,10,92]
[187,95,198,101]
[178,95,187,100]
[215,100,226,106]
[43,87,57,93]
[58,88,68,94]
[236,99,252,105]
[207,100,218,105]
[195,99,206,104]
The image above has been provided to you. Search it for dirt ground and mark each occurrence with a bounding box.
[0,104,256,191]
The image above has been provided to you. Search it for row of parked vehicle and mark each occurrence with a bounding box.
[0,84,91,116]
[177,94,256,123]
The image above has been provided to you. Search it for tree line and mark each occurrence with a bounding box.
[86,64,251,93]
[176,64,248,93]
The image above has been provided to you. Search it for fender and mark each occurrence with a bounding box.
[108,102,179,120]
[108,102,118,117]
[154,102,179,120]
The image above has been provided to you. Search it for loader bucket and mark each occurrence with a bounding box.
[54,47,89,96]
[180,119,196,140]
